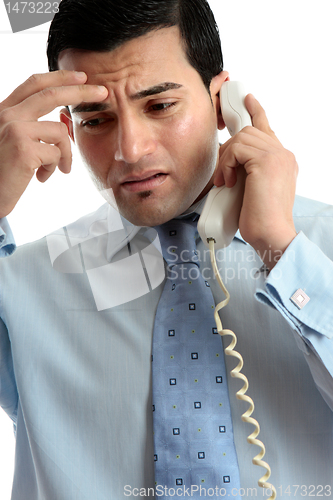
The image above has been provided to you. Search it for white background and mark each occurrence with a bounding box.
[0,1,332,497]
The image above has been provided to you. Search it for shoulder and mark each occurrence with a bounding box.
[0,203,111,273]
[293,195,333,218]
[293,195,333,251]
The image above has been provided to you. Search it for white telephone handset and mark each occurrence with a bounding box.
[199,83,277,499]
[197,81,252,249]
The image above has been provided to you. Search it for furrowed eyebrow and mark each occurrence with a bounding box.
[71,102,110,114]
[71,82,183,114]
[131,82,183,100]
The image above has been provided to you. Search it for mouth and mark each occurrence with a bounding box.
[121,172,168,193]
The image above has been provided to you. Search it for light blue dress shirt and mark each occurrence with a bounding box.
[0,195,332,499]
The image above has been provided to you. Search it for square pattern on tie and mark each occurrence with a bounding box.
[152,218,240,493]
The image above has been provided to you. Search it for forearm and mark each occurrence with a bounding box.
[255,231,333,409]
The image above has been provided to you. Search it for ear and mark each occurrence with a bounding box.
[60,107,75,143]
[209,71,230,130]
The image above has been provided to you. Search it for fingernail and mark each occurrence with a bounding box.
[97,86,107,93]
[74,71,86,79]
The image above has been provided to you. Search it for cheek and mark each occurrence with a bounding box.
[173,114,195,138]
[165,115,203,164]
[170,113,218,169]
[172,112,207,142]
[75,133,108,181]
[173,105,217,145]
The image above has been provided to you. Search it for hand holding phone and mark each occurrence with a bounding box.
[198,81,252,249]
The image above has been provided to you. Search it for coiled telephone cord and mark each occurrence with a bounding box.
[209,239,277,499]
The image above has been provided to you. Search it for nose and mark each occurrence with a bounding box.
[114,111,157,163]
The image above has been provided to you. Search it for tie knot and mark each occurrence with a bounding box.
[154,217,199,268]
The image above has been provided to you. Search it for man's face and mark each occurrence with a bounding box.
[59,27,227,226]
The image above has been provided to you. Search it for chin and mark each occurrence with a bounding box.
[115,187,200,226]
[125,212,175,228]
[120,203,182,227]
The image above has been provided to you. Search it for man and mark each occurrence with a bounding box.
[0,0,332,498]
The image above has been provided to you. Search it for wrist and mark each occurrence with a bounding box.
[252,228,297,270]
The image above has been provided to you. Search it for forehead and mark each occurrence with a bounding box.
[58,26,195,89]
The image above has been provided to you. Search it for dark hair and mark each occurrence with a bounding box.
[47,0,223,91]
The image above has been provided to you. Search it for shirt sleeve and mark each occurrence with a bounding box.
[255,231,333,409]
[0,316,18,423]
[0,219,18,420]
[0,218,16,257]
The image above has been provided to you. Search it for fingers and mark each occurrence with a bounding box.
[0,69,108,121]
[0,71,103,217]
[3,119,72,172]
[9,83,108,121]
[215,143,259,188]
[33,132,73,183]
[215,94,287,188]
[215,127,281,187]
[245,94,282,145]
[0,70,87,110]
[34,143,63,183]
[33,121,72,174]
[214,92,298,264]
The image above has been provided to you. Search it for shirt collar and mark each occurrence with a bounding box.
[174,190,247,244]
[106,205,142,261]
[106,190,247,261]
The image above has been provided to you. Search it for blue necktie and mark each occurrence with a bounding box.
[152,216,241,498]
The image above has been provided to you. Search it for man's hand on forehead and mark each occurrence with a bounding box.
[0,70,107,218]
[3,71,108,119]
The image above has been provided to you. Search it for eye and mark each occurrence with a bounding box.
[81,117,108,129]
[147,102,177,113]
